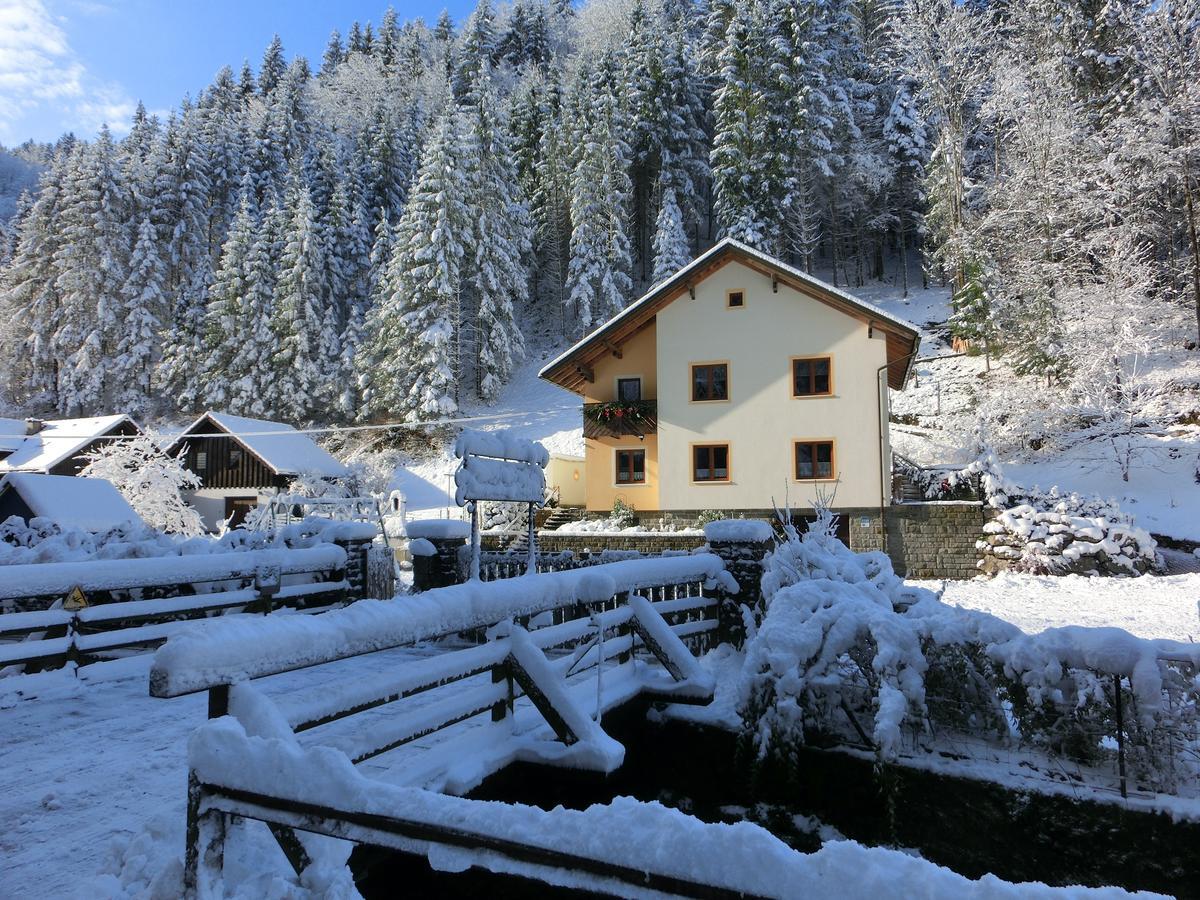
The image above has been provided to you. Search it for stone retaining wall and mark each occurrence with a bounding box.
[477,503,992,579]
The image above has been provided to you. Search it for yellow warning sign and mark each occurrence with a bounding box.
[63,585,88,611]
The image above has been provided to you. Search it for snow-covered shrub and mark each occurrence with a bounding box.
[80,434,204,536]
[739,518,1200,793]
[610,498,636,529]
[696,509,726,526]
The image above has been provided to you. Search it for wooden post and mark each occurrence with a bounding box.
[208,683,230,720]
[1113,673,1127,799]
[526,500,537,576]
[183,773,226,899]
[469,500,481,582]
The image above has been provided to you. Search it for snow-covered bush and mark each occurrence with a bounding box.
[80,434,204,536]
[610,498,636,529]
[738,517,1200,793]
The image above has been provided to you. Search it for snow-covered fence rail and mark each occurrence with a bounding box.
[151,554,735,697]
[154,554,737,897]
[474,548,649,581]
[0,546,350,672]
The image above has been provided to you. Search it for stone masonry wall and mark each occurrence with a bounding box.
[848,503,993,579]
[479,503,991,579]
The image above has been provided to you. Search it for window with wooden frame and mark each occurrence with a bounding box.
[794,440,835,480]
[615,448,646,485]
[691,363,729,402]
[726,289,745,308]
[616,377,642,401]
[195,450,208,471]
[792,357,832,397]
[227,448,243,469]
[693,444,730,482]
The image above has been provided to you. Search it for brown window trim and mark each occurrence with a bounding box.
[691,443,731,483]
[690,361,730,403]
[791,356,834,398]
[726,288,745,308]
[614,448,647,486]
[793,439,837,481]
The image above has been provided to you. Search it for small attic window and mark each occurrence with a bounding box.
[727,290,745,308]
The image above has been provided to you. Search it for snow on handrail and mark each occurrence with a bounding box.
[151,554,735,698]
[0,545,348,602]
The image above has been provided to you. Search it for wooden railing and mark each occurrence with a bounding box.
[582,399,657,439]
[151,555,737,897]
[0,546,350,673]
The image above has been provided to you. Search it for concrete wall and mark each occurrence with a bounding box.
[655,260,891,512]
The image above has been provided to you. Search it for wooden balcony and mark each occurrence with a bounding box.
[583,400,657,439]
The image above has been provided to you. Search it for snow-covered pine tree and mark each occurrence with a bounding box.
[360,113,470,422]
[0,150,72,407]
[565,60,633,333]
[52,128,129,415]
[652,180,690,283]
[115,215,166,416]
[463,73,532,401]
[227,190,280,417]
[259,35,287,95]
[155,105,214,413]
[271,176,338,423]
[455,0,498,97]
[710,0,777,252]
[200,177,258,410]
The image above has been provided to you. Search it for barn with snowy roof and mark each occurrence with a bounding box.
[0,414,141,476]
[0,473,145,532]
[164,411,351,530]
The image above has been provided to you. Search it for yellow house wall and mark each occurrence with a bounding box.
[584,322,659,512]
[546,454,586,507]
[655,260,891,511]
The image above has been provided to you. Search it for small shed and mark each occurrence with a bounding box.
[0,415,141,476]
[165,411,351,530]
[0,473,144,532]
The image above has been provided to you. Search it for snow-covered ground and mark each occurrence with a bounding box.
[2,567,1196,898]
[927,572,1200,643]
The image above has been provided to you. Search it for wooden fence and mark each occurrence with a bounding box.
[0,545,350,673]
[150,554,738,897]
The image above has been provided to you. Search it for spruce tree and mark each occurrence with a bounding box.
[116,216,166,416]
[652,182,690,283]
[361,113,470,422]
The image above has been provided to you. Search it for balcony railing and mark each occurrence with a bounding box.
[583,400,657,439]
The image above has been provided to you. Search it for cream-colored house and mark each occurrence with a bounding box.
[538,239,920,519]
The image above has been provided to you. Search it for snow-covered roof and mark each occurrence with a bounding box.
[173,412,349,478]
[0,418,24,453]
[0,415,136,474]
[0,473,144,531]
[539,237,921,392]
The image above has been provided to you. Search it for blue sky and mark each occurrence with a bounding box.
[0,0,477,146]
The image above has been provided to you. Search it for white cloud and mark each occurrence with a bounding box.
[0,0,136,144]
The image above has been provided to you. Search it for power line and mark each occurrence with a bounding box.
[0,406,583,443]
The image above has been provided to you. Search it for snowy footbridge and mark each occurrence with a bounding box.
[149,554,761,898]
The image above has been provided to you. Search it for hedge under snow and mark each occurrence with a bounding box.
[739,510,1200,793]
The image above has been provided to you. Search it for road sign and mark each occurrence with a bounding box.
[63,585,89,611]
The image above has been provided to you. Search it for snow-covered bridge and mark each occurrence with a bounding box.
[148,554,751,897]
